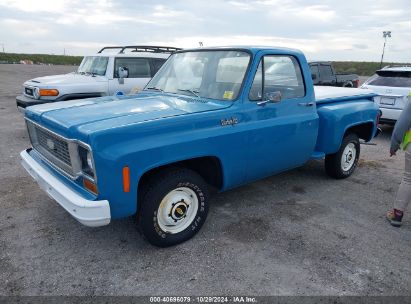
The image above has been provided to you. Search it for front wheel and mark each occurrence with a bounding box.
[139,168,209,247]
[325,133,360,179]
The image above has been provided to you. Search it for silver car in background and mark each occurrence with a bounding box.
[361,66,411,124]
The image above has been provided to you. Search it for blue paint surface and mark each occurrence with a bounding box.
[24,47,379,219]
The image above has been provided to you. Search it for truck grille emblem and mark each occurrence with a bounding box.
[46,138,55,150]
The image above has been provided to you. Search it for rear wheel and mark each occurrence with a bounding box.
[325,133,360,179]
[139,168,209,247]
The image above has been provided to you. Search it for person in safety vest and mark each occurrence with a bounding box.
[387,92,411,227]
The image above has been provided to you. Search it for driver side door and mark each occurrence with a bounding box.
[244,53,319,181]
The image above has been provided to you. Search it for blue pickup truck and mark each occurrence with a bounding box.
[20,46,380,247]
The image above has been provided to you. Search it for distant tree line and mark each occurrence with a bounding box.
[0,53,82,66]
[332,61,410,76]
[0,52,410,76]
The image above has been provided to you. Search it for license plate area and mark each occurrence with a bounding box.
[380,97,396,106]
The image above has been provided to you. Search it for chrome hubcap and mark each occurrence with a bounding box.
[341,143,356,171]
[157,187,198,234]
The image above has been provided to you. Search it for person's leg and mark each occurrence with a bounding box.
[387,144,411,227]
[394,145,411,211]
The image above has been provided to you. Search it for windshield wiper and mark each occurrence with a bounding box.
[82,71,97,77]
[177,88,200,97]
[145,87,164,92]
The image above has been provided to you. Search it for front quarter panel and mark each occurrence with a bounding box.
[89,105,248,219]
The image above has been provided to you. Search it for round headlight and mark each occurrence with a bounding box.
[87,152,93,170]
[33,87,40,99]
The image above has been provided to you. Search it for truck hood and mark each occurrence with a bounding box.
[25,92,232,139]
[25,73,107,86]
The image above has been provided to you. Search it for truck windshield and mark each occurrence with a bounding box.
[145,50,250,101]
[78,56,109,76]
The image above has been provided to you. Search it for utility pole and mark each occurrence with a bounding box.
[380,31,391,69]
[0,43,4,53]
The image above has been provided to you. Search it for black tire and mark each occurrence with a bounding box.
[325,133,360,179]
[138,168,209,247]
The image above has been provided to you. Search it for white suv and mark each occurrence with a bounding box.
[16,45,181,113]
[361,66,411,124]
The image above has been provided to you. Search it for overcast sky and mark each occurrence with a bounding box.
[0,0,410,62]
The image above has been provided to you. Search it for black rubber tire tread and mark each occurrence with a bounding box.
[138,167,209,247]
[325,133,360,179]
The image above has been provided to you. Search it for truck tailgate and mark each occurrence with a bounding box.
[315,86,377,104]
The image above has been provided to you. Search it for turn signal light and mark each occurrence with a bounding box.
[39,89,59,96]
[123,166,130,193]
[83,178,98,194]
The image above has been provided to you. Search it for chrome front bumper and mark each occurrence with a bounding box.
[20,149,111,227]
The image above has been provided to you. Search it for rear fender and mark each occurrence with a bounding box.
[315,100,379,154]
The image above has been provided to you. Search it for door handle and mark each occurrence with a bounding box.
[298,102,314,107]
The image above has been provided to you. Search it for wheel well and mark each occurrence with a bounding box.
[344,122,374,141]
[138,156,223,200]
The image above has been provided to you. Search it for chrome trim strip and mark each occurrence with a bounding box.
[25,118,98,183]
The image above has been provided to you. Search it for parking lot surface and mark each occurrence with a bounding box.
[0,64,410,296]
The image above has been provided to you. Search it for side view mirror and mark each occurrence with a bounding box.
[257,91,282,106]
[118,67,129,84]
[311,73,317,80]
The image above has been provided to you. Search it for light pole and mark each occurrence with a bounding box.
[380,31,391,68]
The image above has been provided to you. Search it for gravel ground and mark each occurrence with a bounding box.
[0,64,410,296]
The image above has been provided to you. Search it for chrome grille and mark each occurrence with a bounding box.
[26,120,74,176]
[36,127,71,165]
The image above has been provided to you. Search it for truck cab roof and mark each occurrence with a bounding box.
[176,46,305,57]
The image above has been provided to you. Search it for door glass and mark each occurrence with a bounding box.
[250,55,305,100]
[151,59,167,76]
[319,64,333,80]
[310,65,319,77]
[114,58,151,78]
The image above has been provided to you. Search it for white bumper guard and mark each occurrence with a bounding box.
[20,149,111,227]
